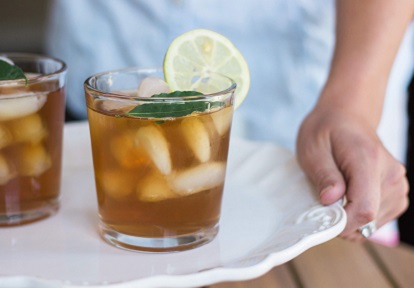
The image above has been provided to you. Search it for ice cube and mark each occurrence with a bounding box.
[0,123,12,149]
[9,113,47,144]
[17,143,51,177]
[169,162,226,196]
[110,89,138,97]
[99,169,136,199]
[25,73,42,80]
[135,125,171,175]
[110,131,150,169]
[0,92,47,121]
[181,117,211,163]
[137,173,178,202]
[0,153,16,185]
[137,76,170,98]
[98,99,135,114]
[211,107,233,136]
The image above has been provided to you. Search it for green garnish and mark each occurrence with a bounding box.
[152,91,204,98]
[0,60,28,85]
[125,90,224,118]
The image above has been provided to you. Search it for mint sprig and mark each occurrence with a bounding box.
[125,90,224,118]
[0,60,28,85]
[152,91,204,98]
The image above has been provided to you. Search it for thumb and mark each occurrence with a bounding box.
[299,148,346,205]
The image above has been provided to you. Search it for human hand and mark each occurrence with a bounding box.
[296,107,409,241]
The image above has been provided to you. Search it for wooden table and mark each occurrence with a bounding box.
[206,238,414,288]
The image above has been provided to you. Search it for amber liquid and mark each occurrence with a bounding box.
[87,103,233,238]
[0,81,65,226]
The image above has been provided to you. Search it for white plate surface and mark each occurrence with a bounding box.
[0,122,346,288]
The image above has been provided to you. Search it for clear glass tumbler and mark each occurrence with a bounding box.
[0,53,67,226]
[84,67,235,252]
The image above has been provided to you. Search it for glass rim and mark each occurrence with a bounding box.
[0,52,67,86]
[84,66,237,102]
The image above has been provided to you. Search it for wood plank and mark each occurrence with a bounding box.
[369,242,414,288]
[208,264,299,288]
[290,238,393,288]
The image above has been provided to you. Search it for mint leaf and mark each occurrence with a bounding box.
[0,60,28,85]
[125,90,223,118]
[126,101,224,118]
[152,91,203,98]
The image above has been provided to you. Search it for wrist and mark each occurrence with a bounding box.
[315,82,384,129]
[314,87,383,129]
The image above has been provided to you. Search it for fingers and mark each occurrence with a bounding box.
[340,154,409,239]
[374,163,409,228]
[343,232,366,243]
[338,144,382,237]
[296,111,409,244]
[298,143,347,205]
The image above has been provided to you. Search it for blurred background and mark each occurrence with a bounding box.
[0,0,51,53]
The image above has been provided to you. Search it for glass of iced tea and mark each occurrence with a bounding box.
[0,53,67,226]
[84,67,235,252]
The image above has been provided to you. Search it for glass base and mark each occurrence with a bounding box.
[99,221,219,253]
[0,200,59,226]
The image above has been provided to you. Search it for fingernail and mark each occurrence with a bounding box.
[320,185,333,200]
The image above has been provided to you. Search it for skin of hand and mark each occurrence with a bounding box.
[297,105,409,241]
[297,0,414,241]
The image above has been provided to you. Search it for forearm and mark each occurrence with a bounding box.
[318,0,414,128]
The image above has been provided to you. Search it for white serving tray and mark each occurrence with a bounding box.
[0,122,346,288]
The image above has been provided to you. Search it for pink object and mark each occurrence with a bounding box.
[370,222,400,247]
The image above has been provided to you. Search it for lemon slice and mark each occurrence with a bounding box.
[164,29,250,109]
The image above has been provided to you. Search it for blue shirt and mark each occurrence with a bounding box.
[46,0,414,159]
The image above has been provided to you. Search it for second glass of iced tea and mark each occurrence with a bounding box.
[0,53,66,226]
[84,67,235,252]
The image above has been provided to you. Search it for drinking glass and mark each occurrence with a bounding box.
[84,67,235,252]
[0,53,67,226]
